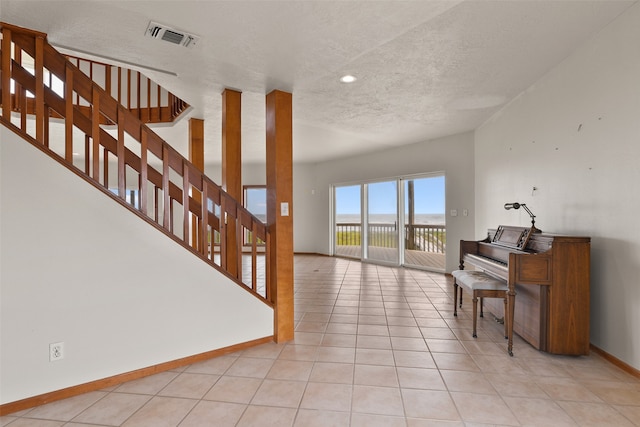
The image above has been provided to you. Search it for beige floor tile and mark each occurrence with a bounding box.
[240,342,285,359]
[614,404,640,426]
[559,401,636,426]
[203,376,262,403]
[503,396,577,426]
[295,321,328,333]
[355,348,395,366]
[401,389,460,421]
[450,391,518,425]
[293,409,351,427]
[351,413,406,427]
[397,367,446,390]
[415,318,449,328]
[121,396,196,427]
[356,335,392,349]
[185,355,237,375]
[388,325,422,337]
[425,339,467,354]
[178,401,246,427]
[114,371,178,395]
[485,372,548,398]
[393,350,437,369]
[386,316,418,326]
[406,418,464,426]
[293,331,323,345]
[391,337,429,351]
[316,346,356,363]
[225,356,275,378]
[251,379,307,408]
[325,322,358,334]
[309,362,354,384]
[582,380,640,405]
[432,352,480,372]
[352,385,404,416]
[357,324,390,336]
[419,327,458,340]
[22,391,107,422]
[158,372,219,399]
[440,370,496,394]
[322,333,357,348]
[300,382,353,412]
[266,359,314,381]
[535,376,603,402]
[236,405,297,427]
[71,393,150,426]
[278,344,318,361]
[2,420,64,427]
[354,364,399,387]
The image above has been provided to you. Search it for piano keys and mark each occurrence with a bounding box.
[459,225,590,356]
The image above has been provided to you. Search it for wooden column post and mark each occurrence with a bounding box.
[189,118,205,251]
[266,90,294,342]
[222,89,242,277]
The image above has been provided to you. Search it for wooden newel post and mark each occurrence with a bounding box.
[266,90,294,342]
[222,89,242,277]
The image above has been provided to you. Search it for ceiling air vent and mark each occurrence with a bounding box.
[145,21,199,49]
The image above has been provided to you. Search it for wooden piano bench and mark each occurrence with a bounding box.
[452,270,511,351]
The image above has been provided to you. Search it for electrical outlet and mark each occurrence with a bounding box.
[50,342,64,362]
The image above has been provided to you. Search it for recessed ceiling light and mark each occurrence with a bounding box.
[339,75,357,83]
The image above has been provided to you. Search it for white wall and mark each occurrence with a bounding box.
[475,3,640,369]
[299,132,476,273]
[0,128,273,404]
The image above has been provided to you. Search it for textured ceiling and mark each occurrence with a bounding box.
[1,0,635,164]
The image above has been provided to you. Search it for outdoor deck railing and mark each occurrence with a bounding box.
[335,222,446,253]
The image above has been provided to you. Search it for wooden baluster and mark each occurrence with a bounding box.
[140,129,148,216]
[162,146,170,230]
[127,69,131,110]
[105,64,112,100]
[154,187,160,223]
[146,76,151,123]
[92,87,101,181]
[43,107,50,148]
[182,160,190,244]
[34,35,45,144]
[252,221,258,292]
[65,63,73,162]
[103,148,109,188]
[1,28,11,121]
[117,66,122,105]
[201,182,208,257]
[236,205,243,281]
[117,106,125,198]
[84,135,90,174]
[136,71,141,119]
[157,84,162,121]
[220,198,227,270]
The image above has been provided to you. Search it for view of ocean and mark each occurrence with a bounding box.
[336,213,445,225]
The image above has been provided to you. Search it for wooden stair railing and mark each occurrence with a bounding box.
[64,55,189,124]
[0,22,271,305]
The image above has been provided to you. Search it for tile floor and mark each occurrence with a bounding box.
[2,254,639,426]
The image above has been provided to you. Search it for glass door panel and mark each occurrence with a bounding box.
[403,175,446,271]
[334,185,362,258]
[366,180,399,264]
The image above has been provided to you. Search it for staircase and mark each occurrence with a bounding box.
[0,22,270,304]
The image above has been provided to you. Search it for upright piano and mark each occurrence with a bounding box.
[459,225,590,355]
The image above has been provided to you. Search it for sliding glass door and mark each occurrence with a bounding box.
[365,180,399,265]
[333,173,445,271]
[334,185,362,258]
[403,175,446,271]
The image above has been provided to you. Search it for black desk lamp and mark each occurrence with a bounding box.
[504,202,541,233]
